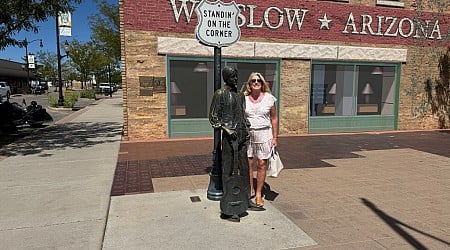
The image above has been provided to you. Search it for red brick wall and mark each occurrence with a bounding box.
[123,0,450,47]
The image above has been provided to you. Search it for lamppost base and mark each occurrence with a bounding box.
[58,99,64,107]
[207,173,223,201]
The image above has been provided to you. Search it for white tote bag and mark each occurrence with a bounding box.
[267,147,284,177]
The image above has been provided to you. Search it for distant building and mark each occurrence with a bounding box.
[119,0,450,140]
[0,59,35,94]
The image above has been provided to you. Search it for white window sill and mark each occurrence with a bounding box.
[376,0,405,8]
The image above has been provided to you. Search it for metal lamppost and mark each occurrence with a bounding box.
[23,39,43,87]
[207,47,223,201]
[56,29,70,106]
[107,64,112,97]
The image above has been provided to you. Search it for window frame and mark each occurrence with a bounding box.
[166,56,280,138]
[309,61,401,133]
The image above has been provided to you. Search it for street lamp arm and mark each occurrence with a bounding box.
[23,38,43,48]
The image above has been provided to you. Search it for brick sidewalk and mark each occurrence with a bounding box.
[111,130,450,249]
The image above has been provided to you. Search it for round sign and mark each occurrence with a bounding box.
[195,0,241,47]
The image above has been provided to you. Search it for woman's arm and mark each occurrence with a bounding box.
[270,104,278,147]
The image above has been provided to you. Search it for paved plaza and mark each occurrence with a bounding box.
[1,90,449,249]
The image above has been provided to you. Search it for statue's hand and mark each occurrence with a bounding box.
[222,126,237,140]
[230,131,238,140]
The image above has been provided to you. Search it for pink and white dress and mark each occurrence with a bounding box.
[245,93,276,159]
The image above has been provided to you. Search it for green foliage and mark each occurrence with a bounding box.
[95,88,104,95]
[47,93,58,108]
[64,90,79,108]
[66,40,108,89]
[79,89,96,99]
[0,0,81,49]
[89,0,120,62]
[37,51,58,84]
[87,0,121,86]
[48,91,78,108]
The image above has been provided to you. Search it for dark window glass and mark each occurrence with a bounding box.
[310,63,396,116]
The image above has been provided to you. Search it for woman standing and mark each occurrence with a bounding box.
[244,72,278,207]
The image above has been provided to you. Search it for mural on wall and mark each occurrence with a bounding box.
[408,0,450,120]
[424,47,450,128]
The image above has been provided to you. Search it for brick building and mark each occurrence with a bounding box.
[0,59,34,94]
[119,0,450,141]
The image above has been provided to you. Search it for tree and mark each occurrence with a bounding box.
[89,0,120,63]
[0,0,81,50]
[62,60,80,88]
[36,51,58,85]
[66,40,107,89]
[88,0,121,88]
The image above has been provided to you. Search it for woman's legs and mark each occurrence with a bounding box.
[255,158,267,206]
[248,157,255,197]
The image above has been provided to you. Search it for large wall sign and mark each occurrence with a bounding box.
[124,0,450,46]
[195,0,241,47]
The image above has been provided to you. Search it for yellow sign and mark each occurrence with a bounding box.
[58,12,72,37]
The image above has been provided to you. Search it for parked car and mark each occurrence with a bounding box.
[98,83,116,94]
[30,82,47,94]
[0,81,11,102]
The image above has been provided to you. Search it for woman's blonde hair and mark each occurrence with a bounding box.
[243,72,271,95]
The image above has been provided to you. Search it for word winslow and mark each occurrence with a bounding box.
[169,0,445,41]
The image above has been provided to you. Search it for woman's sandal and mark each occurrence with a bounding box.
[255,197,264,207]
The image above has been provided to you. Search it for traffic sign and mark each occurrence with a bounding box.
[195,0,241,47]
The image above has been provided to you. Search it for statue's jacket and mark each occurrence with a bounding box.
[209,85,250,145]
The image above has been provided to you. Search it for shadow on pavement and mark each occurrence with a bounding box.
[361,198,450,249]
[0,122,122,157]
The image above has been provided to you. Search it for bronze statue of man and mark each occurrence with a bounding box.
[209,66,262,222]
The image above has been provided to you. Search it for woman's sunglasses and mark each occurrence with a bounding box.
[251,79,261,83]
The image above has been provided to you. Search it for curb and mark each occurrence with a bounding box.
[47,106,73,111]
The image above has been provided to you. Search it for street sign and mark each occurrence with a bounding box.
[58,12,72,37]
[195,0,241,47]
[28,54,35,69]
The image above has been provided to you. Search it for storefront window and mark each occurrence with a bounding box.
[169,60,213,118]
[310,63,397,117]
[169,59,278,120]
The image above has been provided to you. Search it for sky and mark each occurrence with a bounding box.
[0,0,117,63]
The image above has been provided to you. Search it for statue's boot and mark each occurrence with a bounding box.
[220,213,241,222]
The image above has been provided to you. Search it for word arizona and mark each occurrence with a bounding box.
[169,0,443,40]
[343,13,442,40]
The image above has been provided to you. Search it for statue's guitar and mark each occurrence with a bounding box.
[220,140,249,217]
